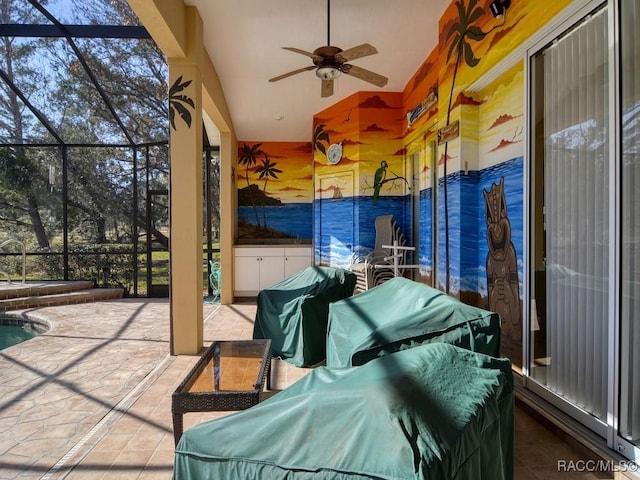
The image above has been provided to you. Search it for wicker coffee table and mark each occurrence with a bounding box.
[172,339,272,444]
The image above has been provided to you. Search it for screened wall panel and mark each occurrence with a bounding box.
[0,1,174,296]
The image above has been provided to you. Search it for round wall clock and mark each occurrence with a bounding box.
[327,142,343,165]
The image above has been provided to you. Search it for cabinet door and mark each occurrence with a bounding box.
[234,256,260,292]
[259,256,285,289]
[284,254,311,278]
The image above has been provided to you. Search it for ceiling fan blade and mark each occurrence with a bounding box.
[335,43,378,63]
[342,64,388,88]
[282,47,323,62]
[321,79,334,98]
[269,65,316,82]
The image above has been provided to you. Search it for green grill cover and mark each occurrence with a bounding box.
[253,266,356,367]
[174,343,514,480]
[326,277,501,368]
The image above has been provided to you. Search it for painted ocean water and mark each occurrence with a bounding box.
[239,157,524,297]
[313,157,524,296]
[314,196,410,268]
[238,203,313,240]
[456,157,524,296]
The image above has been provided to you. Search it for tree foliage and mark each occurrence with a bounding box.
[0,0,169,259]
[0,0,178,293]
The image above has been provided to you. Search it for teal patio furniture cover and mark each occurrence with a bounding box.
[253,266,356,367]
[326,277,501,368]
[174,343,514,480]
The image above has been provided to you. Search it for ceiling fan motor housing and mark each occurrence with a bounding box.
[313,46,343,66]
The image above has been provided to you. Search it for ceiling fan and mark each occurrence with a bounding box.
[268,0,388,98]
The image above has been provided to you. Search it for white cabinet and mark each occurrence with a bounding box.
[258,255,286,289]
[233,256,262,293]
[284,247,313,278]
[234,246,312,296]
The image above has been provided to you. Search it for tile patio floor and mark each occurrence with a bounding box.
[0,298,633,479]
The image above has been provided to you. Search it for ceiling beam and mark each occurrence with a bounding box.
[201,53,234,135]
[126,0,188,58]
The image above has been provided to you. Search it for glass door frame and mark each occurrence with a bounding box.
[524,0,640,462]
[409,145,421,276]
[146,188,170,297]
[405,127,438,287]
[526,0,610,439]
[611,0,639,462]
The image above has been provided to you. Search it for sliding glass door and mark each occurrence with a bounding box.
[529,0,640,461]
[530,4,610,430]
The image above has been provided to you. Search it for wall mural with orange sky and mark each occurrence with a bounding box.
[236,141,313,243]
[313,91,408,267]
[452,62,525,365]
[238,0,574,365]
[429,0,572,366]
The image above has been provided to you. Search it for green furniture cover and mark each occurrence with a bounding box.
[326,277,501,368]
[253,266,356,367]
[174,343,514,480]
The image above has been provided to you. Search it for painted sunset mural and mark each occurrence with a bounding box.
[237,141,313,243]
[308,1,531,365]
[313,91,409,267]
[472,63,525,365]
[314,92,405,200]
[235,0,577,367]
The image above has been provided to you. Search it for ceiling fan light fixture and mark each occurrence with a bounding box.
[316,66,341,81]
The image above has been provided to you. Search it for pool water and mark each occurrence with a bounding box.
[0,325,38,350]
[0,316,47,350]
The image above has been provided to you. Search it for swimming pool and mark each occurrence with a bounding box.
[0,315,49,350]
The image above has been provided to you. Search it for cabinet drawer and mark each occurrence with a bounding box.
[235,247,284,257]
[284,247,312,257]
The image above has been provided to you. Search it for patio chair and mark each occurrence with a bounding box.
[349,214,408,292]
[208,260,221,301]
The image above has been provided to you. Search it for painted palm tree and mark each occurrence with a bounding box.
[255,154,283,228]
[238,142,263,226]
[168,75,194,130]
[313,124,330,157]
[442,0,486,293]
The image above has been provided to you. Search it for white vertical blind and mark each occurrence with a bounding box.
[542,7,609,421]
[619,0,640,446]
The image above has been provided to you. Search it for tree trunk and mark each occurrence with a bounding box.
[246,166,261,227]
[27,194,50,249]
[96,215,107,243]
[262,179,268,228]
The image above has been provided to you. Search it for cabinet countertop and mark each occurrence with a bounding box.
[234,244,312,249]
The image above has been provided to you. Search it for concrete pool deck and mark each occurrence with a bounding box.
[0,299,185,479]
[0,298,631,479]
[0,299,311,479]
